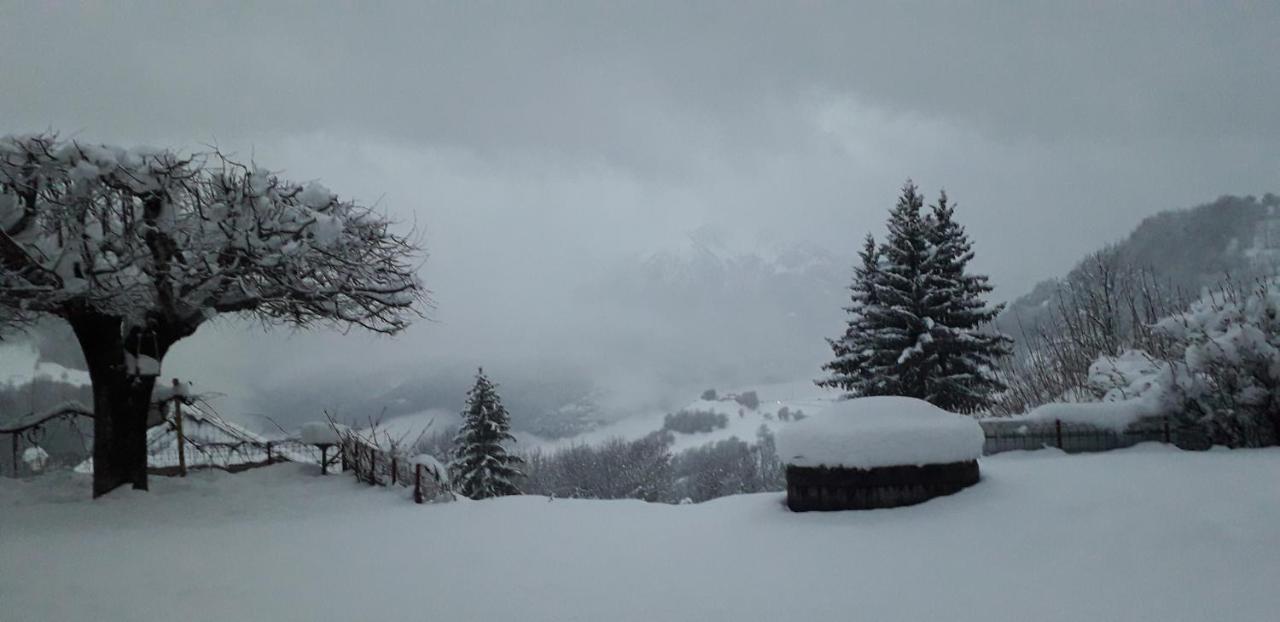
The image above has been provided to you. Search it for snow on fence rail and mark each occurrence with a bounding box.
[339,435,449,504]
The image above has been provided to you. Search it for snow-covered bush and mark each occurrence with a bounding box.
[1064,280,1280,446]
[1151,281,1280,446]
[1088,350,1169,402]
[22,446,50,473]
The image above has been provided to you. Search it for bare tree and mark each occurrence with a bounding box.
[993,248,1184,415]
[0,133,426,496]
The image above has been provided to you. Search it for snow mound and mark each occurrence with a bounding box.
[776,397,984,469]
[300,422,347,445]
[22,446,49,470]
[1019,397,1162,432]
[151,380,194,403]
[411,454,449,483]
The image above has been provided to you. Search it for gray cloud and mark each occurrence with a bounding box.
[2,2,1277,420]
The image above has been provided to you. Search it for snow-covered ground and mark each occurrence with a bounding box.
[4,445,1279,621]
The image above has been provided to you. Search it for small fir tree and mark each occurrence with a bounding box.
[451,368,524,499]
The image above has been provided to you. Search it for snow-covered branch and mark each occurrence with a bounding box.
[0,133,426,337]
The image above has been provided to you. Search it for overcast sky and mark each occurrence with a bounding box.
[2,2,1278,409]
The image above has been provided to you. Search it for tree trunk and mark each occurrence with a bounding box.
[68,313,159,498]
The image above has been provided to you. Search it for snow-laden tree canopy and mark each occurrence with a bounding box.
[0,133,423,337]
[0,132,426,496]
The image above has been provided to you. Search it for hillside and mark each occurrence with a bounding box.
[998,193,1280,339]
[526,380,833,454]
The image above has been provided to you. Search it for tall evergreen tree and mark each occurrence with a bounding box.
[819,181,1011,412]
[922,191,1013,412]
[451,368,524,499]
[864,180,938,399]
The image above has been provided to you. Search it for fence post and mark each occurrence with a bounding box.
[320,445,330,475]
[391,456,398,485]
[173,390,187,478]
[1163,416,1171,444]
[340,444,348,472]
[266,441,274,465]
[11,434,18,476]
[414,464,424,504]
[368,445,377,486]
[1055,419,1063,450]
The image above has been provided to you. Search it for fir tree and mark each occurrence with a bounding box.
[863,180,937,399]
[819,181,1011,412]
[817,233,897,396]
[922,191,1013,412]
[451,368,524,499]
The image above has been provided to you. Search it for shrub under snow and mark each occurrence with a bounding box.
[22,446,50,472]
[1150,281,1280,446]
[1047,280,1280,447]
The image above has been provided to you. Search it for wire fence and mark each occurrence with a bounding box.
[339,436,450,504]
[147,439,326,475]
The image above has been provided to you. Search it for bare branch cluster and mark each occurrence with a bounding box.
[992,248,1187,415]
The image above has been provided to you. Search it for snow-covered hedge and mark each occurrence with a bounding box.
[776,397,984,469]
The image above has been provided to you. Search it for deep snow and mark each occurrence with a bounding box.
[3,445,1279,622]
